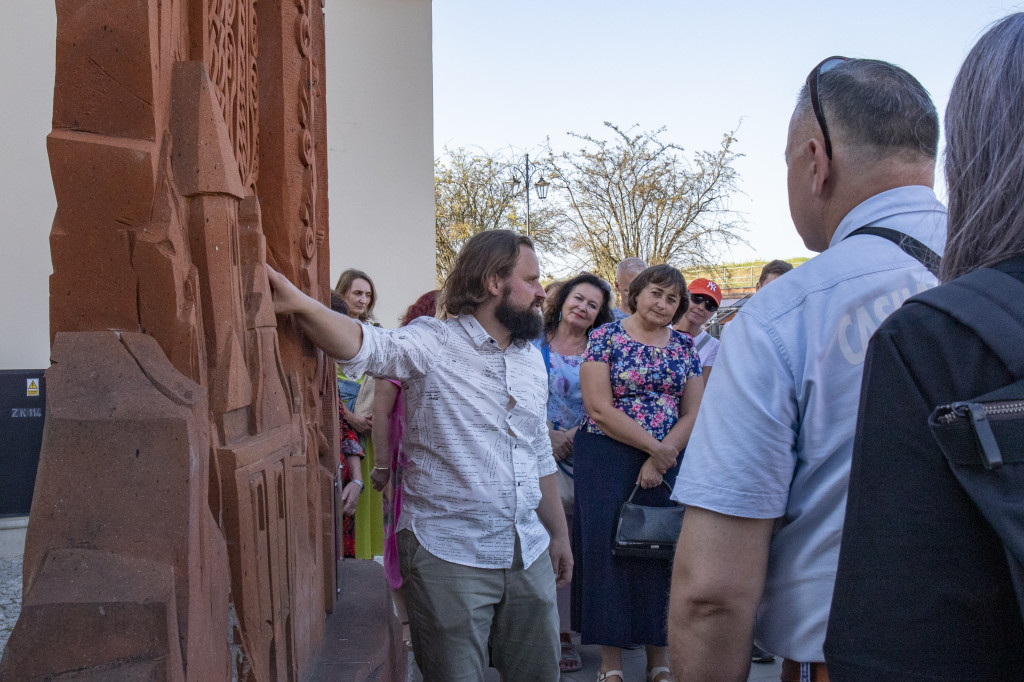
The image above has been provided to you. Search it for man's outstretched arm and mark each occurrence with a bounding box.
[266,265,364,361]
[669,506,774,682]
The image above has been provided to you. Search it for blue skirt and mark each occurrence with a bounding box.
[571,430,680,647]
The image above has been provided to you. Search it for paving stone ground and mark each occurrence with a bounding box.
[404,632,782,681]
[1,551,780,681]
[0,555,22,656]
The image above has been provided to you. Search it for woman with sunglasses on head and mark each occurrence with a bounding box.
[534,272,615,673]
[573,265,705,682]
[673,278,721,381]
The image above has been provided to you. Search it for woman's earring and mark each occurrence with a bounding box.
[558,311,562,322]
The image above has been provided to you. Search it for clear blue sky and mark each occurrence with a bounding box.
[432,0,1023,266]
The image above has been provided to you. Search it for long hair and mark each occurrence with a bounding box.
[441,230,533,316]
[333,269,377,322]
[942,13,1024,281]
[542,273,613,336]
[400,290,438,327]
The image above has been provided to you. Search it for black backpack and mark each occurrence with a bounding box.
[916,266,1024,621]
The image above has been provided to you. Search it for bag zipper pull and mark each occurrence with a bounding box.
[960,402,1003,469]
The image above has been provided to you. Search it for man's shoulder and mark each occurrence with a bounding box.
[736,254,829,322]
[409,314,449,331]
[745,229,939,325]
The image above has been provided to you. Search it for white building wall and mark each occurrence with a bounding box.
[0,4,57,370]
[325,0,436,328]
[0,0,436,373]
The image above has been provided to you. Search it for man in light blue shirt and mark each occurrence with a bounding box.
[668,58,946,681]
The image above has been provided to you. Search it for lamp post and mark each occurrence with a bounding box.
[508,153,550,238]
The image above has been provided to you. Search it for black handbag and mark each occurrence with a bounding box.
[611,482,685,560]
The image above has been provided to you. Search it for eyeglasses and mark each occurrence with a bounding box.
[690,293,718,313]
[806,56,849,160]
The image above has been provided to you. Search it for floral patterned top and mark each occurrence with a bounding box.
[339,407,364,457]
[582,321,701,440]
[547,349,586,428]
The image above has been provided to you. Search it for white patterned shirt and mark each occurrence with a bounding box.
[341,314,557,569]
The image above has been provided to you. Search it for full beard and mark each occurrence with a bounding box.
[495,291,543,346]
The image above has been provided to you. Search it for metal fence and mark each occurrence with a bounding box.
[681,260,804,292]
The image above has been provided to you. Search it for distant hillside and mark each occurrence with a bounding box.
[681,257,808,292]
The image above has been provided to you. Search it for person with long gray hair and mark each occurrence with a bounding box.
[826,14,1024,680]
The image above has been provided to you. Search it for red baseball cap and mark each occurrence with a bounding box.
[688,278,722,305]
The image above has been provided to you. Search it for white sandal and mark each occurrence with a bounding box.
[647,666,673,682]
[597,670,624,682]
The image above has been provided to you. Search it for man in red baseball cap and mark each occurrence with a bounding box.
[673,277,721,380]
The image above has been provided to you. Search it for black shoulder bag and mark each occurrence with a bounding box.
[915,267,1024,622]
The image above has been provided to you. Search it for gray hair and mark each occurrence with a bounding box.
[942,13,1024,282]
[616,257,648,279]
[797,58,939,161]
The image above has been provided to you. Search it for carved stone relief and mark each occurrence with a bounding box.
[0,1,337,680]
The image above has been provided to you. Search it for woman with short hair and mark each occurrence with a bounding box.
[573,264,704,682]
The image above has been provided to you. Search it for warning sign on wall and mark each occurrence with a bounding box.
[26,379,39,397]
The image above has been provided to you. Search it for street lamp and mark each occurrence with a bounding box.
[509,153,550,238]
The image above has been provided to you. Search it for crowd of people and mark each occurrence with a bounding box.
[266,12,1024,682]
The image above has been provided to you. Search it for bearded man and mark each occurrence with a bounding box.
[267,229,571,682]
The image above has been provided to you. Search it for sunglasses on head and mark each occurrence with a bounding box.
[690,293,718,313]
[806,56,849,160]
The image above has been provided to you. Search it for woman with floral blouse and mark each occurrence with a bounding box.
[573,264,704,682]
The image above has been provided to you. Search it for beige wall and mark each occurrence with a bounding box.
[0,1,435,373]
[0,4,57,370]
[325,0,436,328]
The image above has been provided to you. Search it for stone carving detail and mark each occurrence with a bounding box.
[207,0,260,193]
[0,1,337,681]
[296,0,319,277]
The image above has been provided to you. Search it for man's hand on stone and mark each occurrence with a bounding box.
[265,264,310,316]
